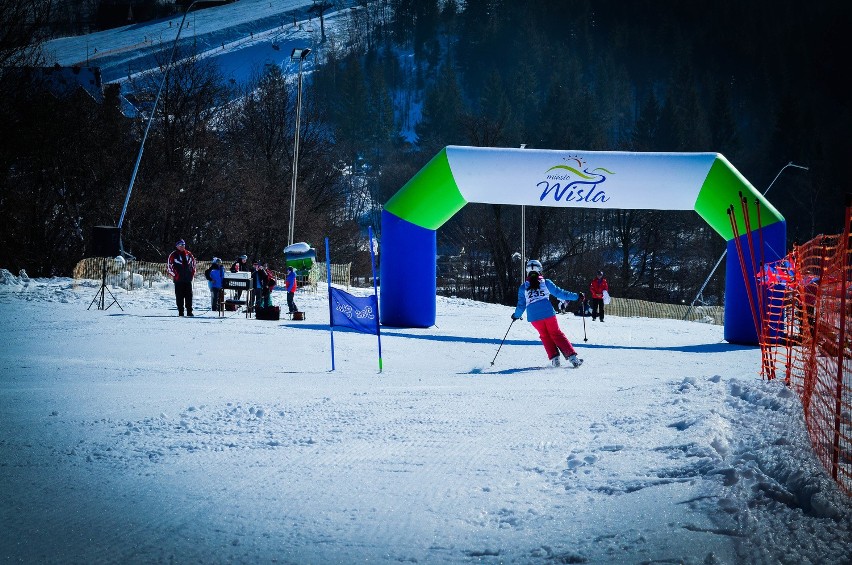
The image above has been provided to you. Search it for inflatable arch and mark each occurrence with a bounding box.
[380,146,785,345]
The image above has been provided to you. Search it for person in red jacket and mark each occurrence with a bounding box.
[167,239,197,316]
[589,270,609,322]
[285,266,298,313]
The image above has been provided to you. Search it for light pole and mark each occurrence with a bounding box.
[118,0,200,230]
[519,144,526,282]
[684,161,809,318]
[288,47,311,247]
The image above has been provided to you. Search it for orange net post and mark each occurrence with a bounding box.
[758,203,852,495]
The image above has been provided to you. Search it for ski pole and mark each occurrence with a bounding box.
[582,312,588,342]
[491,318,516,366]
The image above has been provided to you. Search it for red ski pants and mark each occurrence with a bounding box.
[530,315,576,360]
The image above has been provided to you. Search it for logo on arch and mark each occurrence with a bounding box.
[538,155,613,204]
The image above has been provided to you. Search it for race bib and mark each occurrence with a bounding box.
[526,285,551,305]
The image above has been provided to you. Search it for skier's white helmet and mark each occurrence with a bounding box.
[525,259,543,274]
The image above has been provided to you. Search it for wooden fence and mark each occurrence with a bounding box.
[606,297,723,325]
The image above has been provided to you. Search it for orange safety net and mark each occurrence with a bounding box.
[758,205,852,495]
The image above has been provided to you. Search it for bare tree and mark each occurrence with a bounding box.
[308,1,334,43]
[0,0,54,69]
[122,45,232,258]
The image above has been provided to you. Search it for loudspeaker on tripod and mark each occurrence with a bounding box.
[91,225,122,257]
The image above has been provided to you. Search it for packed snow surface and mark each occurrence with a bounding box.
[1,270,850,563]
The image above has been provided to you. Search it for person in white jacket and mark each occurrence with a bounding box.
[512,259,583,368]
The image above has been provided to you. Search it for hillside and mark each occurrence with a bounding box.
[42,0,355,86]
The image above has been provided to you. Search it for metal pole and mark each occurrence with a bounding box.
[521,204,525,281]
[520,144,526,282]
[490,318,516,366]
[288,56,306,247]
[118,0,199,229]
[684,161,808,319]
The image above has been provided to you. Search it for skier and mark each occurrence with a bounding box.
[512,259,583,368]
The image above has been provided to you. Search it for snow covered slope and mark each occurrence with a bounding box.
[42,0,353,85]
[1,271,850,563]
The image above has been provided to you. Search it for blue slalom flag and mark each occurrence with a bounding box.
[330,288,379,335]
[327,228,383,372]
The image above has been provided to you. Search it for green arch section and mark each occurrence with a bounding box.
[384,148,467,230]
[694,153,783,240]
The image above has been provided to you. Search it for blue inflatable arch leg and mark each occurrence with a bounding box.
[379,210,436,328]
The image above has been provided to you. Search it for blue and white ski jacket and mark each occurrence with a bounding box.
[513,277,579,323]
[207,264,225,290]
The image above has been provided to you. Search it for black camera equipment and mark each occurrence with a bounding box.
[88,226,124,311]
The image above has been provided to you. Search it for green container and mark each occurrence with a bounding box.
[283,248,316,274]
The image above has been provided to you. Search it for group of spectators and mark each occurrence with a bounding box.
[228,255,298,314]
[166,240,298,317]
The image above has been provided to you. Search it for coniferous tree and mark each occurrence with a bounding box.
[463,69,511,147]
[412,0,439,61]
[337,54,370,148]
[365,60,399,152]
[415,61,466,150]
[658,63,710,152]
[709,82,740,159]
[506,64,540,146]
[388,0,416,45]
[631,90,660,151]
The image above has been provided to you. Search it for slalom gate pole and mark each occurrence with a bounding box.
[326,237,335,371]
[368,226,382,373]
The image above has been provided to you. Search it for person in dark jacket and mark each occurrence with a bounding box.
[205,257,225,312]
[512,259,583,368]
[167,239,197,316]
[260,262,276,308]
[250,260,267,312]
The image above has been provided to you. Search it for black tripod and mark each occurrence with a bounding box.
[88,258,123,311]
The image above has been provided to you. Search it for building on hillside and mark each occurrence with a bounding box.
[11,65,105,104]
